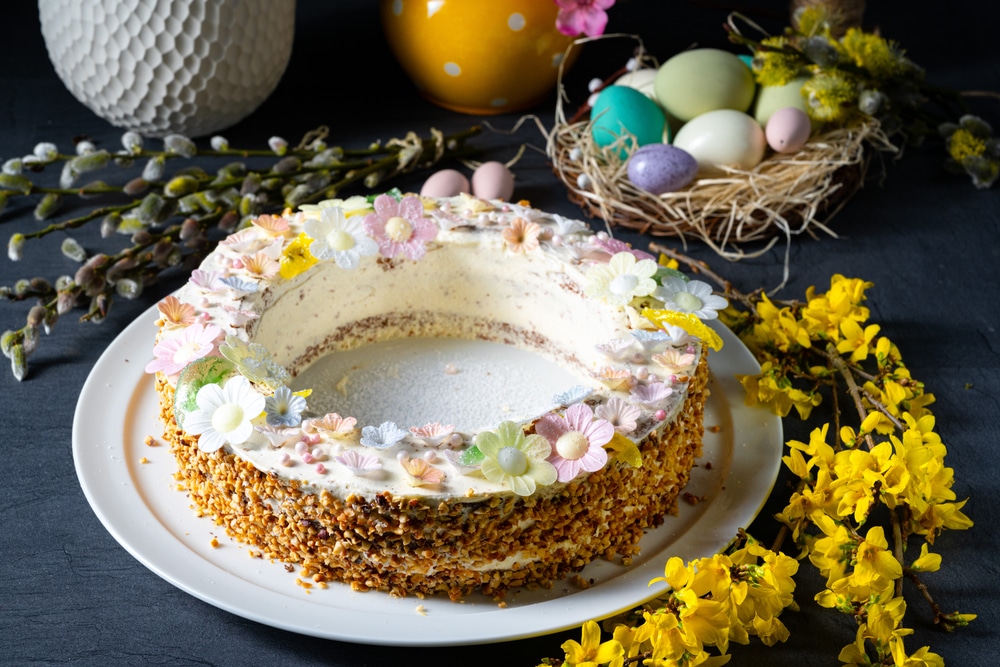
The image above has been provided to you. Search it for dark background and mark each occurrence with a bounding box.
[2,1,997,665]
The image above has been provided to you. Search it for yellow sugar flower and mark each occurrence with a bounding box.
[279,232,318,280]
[642,308,724,351]
[560,620,625,667]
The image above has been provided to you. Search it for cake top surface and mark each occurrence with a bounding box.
[146,193,727,501]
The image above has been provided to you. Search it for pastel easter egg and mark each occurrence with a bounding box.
[173,356,237,430]
[420,169,470,198]
[471,161,515,201]
[672,109,766,174]
[613,68,659,102]
[627,144,698,195]
[590,85,667,159]
[753,75,810,125]
[766,107,812,153]
[654,48,755,122]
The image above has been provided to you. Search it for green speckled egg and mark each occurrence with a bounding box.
[654,48,755,122]
[173,356,237,430]
[753,75,810,125]
[590,85,667,159]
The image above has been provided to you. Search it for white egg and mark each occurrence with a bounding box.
[672,109,766,174]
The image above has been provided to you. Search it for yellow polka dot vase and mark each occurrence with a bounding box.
[380,0,579,115]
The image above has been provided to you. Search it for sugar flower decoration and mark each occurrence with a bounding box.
[501,217,541,254]
[653,277,728,321]
[190,269,224,291]
[363,194,437,261]
[264,386,306,427]
[549,213,589,237]
[595,397,640,435]
[183,376,266,453]
[631,329,671,353]
[399,454,446,487]
[145,323,222,376]
[303,205,378,269]
[553,385,594,406]
[630,381,673,408]
[555,0,615,38]
[360,421,408,449]
[219,335,290,390]
[241,251,280,279]
[156,295,196,328]
[475,421,557,497]
[334,450,382,475]
[535,403,613,483]
[591,236,656,262]
[409,422,456,447]
[594,367,636,391]
[255,423,299,449]
[219,276,259,293]
[251,213,291,237]
[305,413,358,438]
[595,338,636,362]
[279,232,318,280]
[218,228,265,254]
[651,349,697,375]
[585,251,658,306]
[299,195,371,219]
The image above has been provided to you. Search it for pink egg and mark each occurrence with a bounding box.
[471,161,515,201]
[420,169,470,197]
[765,107,812,154]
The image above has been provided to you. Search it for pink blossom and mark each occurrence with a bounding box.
[591,236,656,262]
[536,403,614,482]
[555,0,615,38]
[363,194,437,260]
[145,323,222,376]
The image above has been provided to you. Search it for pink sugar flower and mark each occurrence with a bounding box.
[363,194,437,261]
[555,0,615,38]
[536,403,614,482]
[145,323,222,376]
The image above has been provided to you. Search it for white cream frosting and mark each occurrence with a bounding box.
[153,195,703,502]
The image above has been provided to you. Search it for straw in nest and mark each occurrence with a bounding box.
[543,37,897,277]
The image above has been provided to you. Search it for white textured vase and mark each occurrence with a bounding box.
[38,0,296,137]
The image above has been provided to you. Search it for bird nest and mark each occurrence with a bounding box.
[546,71,895,262]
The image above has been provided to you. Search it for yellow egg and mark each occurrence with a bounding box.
[380,0,578,115]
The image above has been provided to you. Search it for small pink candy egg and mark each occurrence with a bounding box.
[470,161,515,201]
[765,107,812,154]
[420,169,470,198]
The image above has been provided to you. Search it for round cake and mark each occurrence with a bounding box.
[145,193,726,600]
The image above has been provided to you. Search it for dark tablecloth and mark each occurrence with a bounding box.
[2,1,997,665]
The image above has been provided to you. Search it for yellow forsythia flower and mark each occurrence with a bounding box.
[560,620,624,667]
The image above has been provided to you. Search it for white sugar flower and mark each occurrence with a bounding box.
[304,205,378,269]
[360,421,408,449]
[584,251,658,306]
[184,376,266,453]
[653,278,728,320]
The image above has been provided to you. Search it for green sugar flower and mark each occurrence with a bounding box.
[475,421,557,497]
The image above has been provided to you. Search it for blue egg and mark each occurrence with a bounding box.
[590,85,666,159]
[627,144,699,195]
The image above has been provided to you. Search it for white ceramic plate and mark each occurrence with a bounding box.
[73,305,782,646]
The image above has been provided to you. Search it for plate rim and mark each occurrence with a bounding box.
[72,304,782,646]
